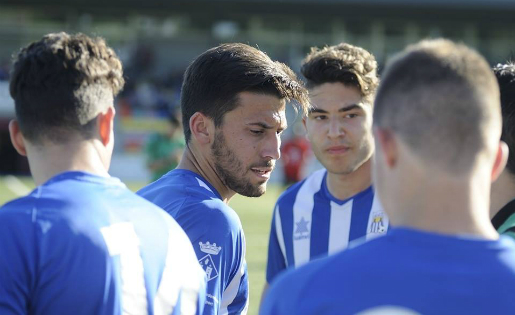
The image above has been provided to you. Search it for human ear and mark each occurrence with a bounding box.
[491,141,508,182]
[373,127,397,168]
[97,106,115,147]
[189,112,214,145]
[8,120,27,156]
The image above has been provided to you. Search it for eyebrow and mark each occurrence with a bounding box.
[247,122,287,130]
[309,104,363,114]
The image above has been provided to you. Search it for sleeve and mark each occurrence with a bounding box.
[188,205,249,315]
[0,208,35,314]
[265,204,287,284]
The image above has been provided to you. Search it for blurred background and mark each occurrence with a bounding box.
[0,1,514,314]
[0,0,514,182]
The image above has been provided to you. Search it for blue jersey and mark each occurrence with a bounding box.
[0,171,206,315]
[266,169,388,283]
[262,227,515,315]
[138,169,248,315]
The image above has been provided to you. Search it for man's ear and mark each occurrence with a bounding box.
[492,141,508,182]
[189,112,214,145]
[8,120,27,156]
[373,127,398,169]
[97,106,115,147]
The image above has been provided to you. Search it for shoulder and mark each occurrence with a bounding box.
[269,235,389,296]
[138,170,219,209]
[0,194,36,222]
[276,169,326,206]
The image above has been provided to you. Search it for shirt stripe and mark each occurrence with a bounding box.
[274,206,288,266]
[220,235,247,315]
[328,200,353,255]
[310,190,331,259]
[292,169,325,267]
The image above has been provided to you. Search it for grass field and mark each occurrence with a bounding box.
[0,175,285,315]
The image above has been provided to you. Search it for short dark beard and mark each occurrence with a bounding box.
[211,130,266,197]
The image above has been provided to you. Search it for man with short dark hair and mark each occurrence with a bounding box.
[0,32,206,314]
[264,43,387,292]
[491,62,515,239]
[138,43,309,315]
[261,39,515,315]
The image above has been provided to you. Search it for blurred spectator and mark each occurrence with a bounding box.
[281,122,311,185]
[145,109,185,181]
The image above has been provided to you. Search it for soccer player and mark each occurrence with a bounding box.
[491,62,515,239]
[137,43,309,315]
[261,39,515,315]
[0,32,206,315]
[264,43,388,289]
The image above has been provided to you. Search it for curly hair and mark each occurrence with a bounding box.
[493,62,515,174]
[181,43,309,142]
[10,32,124,143]
[301,43,379,103]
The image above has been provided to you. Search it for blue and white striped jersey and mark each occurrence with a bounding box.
[0,171,206,315]
[266,168,388,283]
[138,169,249,315]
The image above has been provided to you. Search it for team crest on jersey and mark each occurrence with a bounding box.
[294,217,310,240]
[199,241,222,281]
[369,213,387,234]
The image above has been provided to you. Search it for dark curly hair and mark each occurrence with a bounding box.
[301,43,379,104]
[10,32,124,143]
[493,62,515,174]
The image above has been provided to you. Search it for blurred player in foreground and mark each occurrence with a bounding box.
[138,43,309,315]
[261,39,515,315]
[0,32,205,315]
[491,62,515,239]
[264,43,387,296]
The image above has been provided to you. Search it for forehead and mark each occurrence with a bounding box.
[309,82,364,110]
[228,91,287,126]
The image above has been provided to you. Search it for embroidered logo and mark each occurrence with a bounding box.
[369,213,386,234]
[199,241,222,255]
[198,241,222,281]
[294,217,310,240]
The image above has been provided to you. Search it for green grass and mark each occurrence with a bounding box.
[0,176,284,315]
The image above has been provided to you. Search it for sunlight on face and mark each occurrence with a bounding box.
[212,92,287,197]
[304,82,374,175]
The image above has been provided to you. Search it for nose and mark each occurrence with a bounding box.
[327,118,344,139]
[262,132,281,161]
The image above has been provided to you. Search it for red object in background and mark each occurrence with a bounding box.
[281,136,311,184]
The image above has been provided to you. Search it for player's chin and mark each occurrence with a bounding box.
[241,182,267,197]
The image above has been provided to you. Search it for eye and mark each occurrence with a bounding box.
[313,115,327,120]
[250,129,264,135]
[345,113,358,119]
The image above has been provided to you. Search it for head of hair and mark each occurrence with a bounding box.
[301,43,379,103]
[180,43,309,142]
[374,39,501,174]
[9,32,124,143]
[494,62,515,174]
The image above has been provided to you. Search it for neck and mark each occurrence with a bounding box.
[177,144,235,203]
[388,165,498,239]
[27,139,109,186]
[326,159,372,200]
[490,170,515,219]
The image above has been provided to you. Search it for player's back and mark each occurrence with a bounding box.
[262,227,515,315]
[0,171,205,315]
